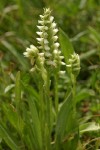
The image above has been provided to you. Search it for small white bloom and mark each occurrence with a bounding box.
[45,52,52,57]
[52,28,58,35]
[30,45,37,50]
[23,52,29,57]
[37,26,48,31]
[66,64,72,67]
[51,22,56,28]
[60,56,64,59]
[44,39,49,44]
[69,58,74,63]
[61,62,66,65]
[37,26,44,30]
[43,32,48,38]
[59,71,66,75]
[37,38,49,45]
[53,49,58,54]
[52,36,58,41]
[54,43,60,48]
[39,53,44,57]
[45,8,51,14]
[26,47,32,52]
[36,38,43,42]
[44,45,50,51]
[44,26,48,30]
[36,31,43,36]
[38,20,44,25]
[39,15,44,19]
[46,60,56,66]
[49,16,54,22]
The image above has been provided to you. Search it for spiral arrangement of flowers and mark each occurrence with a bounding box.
[23,8,80,81]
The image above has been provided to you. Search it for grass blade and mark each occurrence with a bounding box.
[55,92,78,149]
[59,28,74,63]
[1,40,28,70]
[28,95,42,150]
[0,124,20,150]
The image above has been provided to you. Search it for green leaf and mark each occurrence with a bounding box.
[15,71,24,134]
[22,82,39,101]
[59,28,74,63]
[55,92,78,149]
[15,71,21,108]
[28,95,42,150]
[0,124,20,150]
[80,122,100,133]
[75,88,95,103]
[23,110,39,150]
[89,26,100,44]
[2,104,19,131]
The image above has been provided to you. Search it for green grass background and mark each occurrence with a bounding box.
[0,0,100,149]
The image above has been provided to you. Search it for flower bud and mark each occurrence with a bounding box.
[23,45,38,58]
[66,53,80,77]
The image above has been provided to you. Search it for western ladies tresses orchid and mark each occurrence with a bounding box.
[23,8,80,80]
[23,8,63,75]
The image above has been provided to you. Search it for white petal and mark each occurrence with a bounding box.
[39,53,44,57]
[26,48,31,52]
[52,36,58,41]
[30,45,37,50]
[66,64,72,67]
[54,43,60,48]
[50,16,54,22]
[38,20,44,25]
[44,39,49,44]
[39,15,44,19]
[53,28,58,35]
[44,26,48,30]
[61,62,66,65]
[37,26,44,30]
[59,71,66,75]
[46,60,56,66]
[36,38,43,42]
[60,56,64,59]
[36,32,43,36]
[51,22,56,28]
[44,45,50,51]
[23,52,28,57]
[53,49,58,54]
[44,32,48,38]
[45,52,52,57]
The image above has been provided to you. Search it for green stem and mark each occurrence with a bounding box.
[43,74,51,150]
[54,75,59,115]
[39,81,45,150]
[71,74,76,114]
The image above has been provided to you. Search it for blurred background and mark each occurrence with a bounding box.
[0,0,100,149]
[0,0,100,128]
